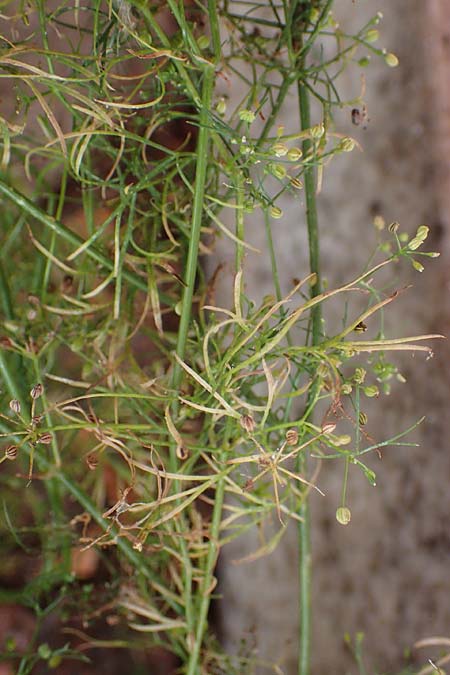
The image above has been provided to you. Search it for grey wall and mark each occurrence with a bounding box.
[214,2,450,673]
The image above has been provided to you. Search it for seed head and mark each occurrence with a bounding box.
[373,215,385,230]
[365,29,379,43]
[269,206,283,219]
[285,429,298,446]
[216,98,227,116]
[271,163,287,180]
[240,414,256,434]
[290,177,303,190]
[9,399,21,415]
[353,367,366,384]
[339,137,356,153]
[363,385,379,398]
[5,445,18,460]
[176,444,189,460]
[310,124,324,139]
[30,383,43,400]
[336,506,351,525]
[86,453,99,470]
[197,35,210,50]
[408,225,429,250]
[38,433,52,444]
[287,147,302,161]
[239,109,256,124]
[385,52,399,67]
[358,412,368,426]
[272,143,288,157]
[334,435,351,446]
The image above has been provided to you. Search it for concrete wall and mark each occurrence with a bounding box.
[214,2,450,673]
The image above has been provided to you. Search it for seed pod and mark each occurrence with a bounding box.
[310,124,324,139]
[176,444,189,460]
[285,429,299,446]
[385,52,399,67]
[269,206,283,219]
[240,414,256,434]
[272,142,288,157]
[336,506,351,525]
[238,109,256,123]
[86,453,99,470]
[271,163,287,180]
[353,367,366,384]
[38,433,53,444]
[358,411,368,426]
[339,137,356,152]
[244,477,255,491]
[373,215,385,230]
[5,445,18,460]
[334,435,351,446]
[358,56,371,67]
[216,98,227,116]
[290,177,303,190]
[388,221,400,233]
[197,34,210,50]
[9,399,21,415]
[363,385,379,398]
[30,383,43,400]
[322,423,336,435]
[287,147,302,161]
[365,29,379,43]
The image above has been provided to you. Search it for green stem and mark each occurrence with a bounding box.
[165,60,215,664]
[170,68,214,443]
[293,4,329,673]
[186,466,225,675]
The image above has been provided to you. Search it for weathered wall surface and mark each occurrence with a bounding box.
[215,2,450,673]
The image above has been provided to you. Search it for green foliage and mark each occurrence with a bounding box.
[0,0,440,673]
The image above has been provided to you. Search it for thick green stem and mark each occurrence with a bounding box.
[294,4,329,673]
[186,470,225,675]
[296,77,317,674]
[170,68,214,437]
[165,60,215,665]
